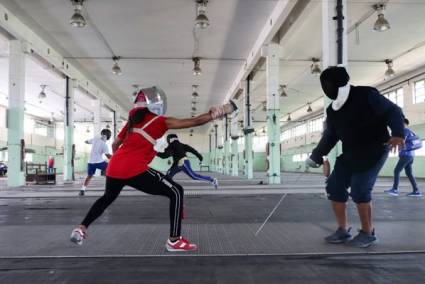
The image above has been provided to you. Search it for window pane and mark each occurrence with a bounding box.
[414,80,425,104]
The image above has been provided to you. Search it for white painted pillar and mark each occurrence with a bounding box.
[112,110,117,138]
[322,0,348,165]
[7,40,26,187]
[230,116,239,176]
[265,42,281,184]
[63,78,75,183]
[243,80,254,179]
[93,99,101,136]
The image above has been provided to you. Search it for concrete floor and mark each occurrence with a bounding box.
[0,172,424,283]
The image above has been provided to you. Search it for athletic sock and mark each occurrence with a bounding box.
[81,186,86,192]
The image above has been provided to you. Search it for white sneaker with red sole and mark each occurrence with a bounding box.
[70,228,86,245]
[166,237,197,252]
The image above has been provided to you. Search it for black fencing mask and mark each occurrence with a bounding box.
[319,66,350,100]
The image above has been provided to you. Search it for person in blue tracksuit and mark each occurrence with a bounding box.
[305,66,405,248]
[385,118,421,197]
[157,134,218,189]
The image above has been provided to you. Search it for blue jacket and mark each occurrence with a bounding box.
[399,128,415,157]
[310,86,404,172]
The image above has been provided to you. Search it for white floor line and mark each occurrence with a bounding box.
[255,194,288,236]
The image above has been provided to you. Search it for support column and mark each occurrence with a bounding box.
[63,77,75,183]
[7,40,25,187]
[243,77,254,179]
[112,110,117,139]
[230,116,239,176]
[216,123,223,173]
[322,0,348,166]
[93,99,101,136]
[208,132,213,171]
[223,116,231,175]
[213,124,218,172]
[265,42,281,184]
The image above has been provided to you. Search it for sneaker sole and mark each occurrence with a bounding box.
[385,192,399,196]
[347,238,378,248]
[407,195,422,197]
[165,244,197,252]
[325,238,351,244]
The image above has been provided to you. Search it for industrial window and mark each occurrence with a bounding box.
[294,123,307,137]
[308,117,324,133]
[280,129,291,141]
[253,135,267,152]
[292,153,308,162]
[383,88,404,108]
[413,80,425,104]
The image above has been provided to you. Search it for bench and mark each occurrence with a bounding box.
[25,163,56,185]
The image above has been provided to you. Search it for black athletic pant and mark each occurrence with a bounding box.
[81,168,184,237]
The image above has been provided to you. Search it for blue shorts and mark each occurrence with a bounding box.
[87,162,108,176]
[325,152,388,204]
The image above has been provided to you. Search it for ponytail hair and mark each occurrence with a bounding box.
[127,108,151,134]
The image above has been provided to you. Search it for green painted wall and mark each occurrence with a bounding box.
[279,123,425,178]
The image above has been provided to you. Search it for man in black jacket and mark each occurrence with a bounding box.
[157,134,218,188]
[306,66,405,248]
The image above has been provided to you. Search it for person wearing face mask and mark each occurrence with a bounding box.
[80,128,112,196]
[305,66,405,248]
[157,134,218,188]
[70,86,237,251]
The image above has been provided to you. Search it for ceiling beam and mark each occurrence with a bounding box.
[223,0,306,104]
[0,2,127,118]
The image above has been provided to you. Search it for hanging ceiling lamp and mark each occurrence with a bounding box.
[310,58,321,76]
[279,84,288,97]
[112,56,122,75]
[287,113,292,122]
[307,103,313,113]
[70,0,87,28]
[38,85,47,101]
[192,84,199,98]
[373,4,390,32]
[384,59,395,78]
[193,57,202,76]
[194,0,210,29]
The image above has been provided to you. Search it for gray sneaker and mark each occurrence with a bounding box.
[324,227,352,244]
[347,229,377,248]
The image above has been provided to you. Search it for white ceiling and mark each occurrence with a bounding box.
[247,0,425,130]
[1,0,279,124]
[1,0,425,134]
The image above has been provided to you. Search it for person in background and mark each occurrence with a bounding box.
[157,134,218,189]
[80,129,112,196]
[47,156,55,174]
[385,118,421,197]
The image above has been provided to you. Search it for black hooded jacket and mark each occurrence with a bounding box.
[157,140,203,167]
